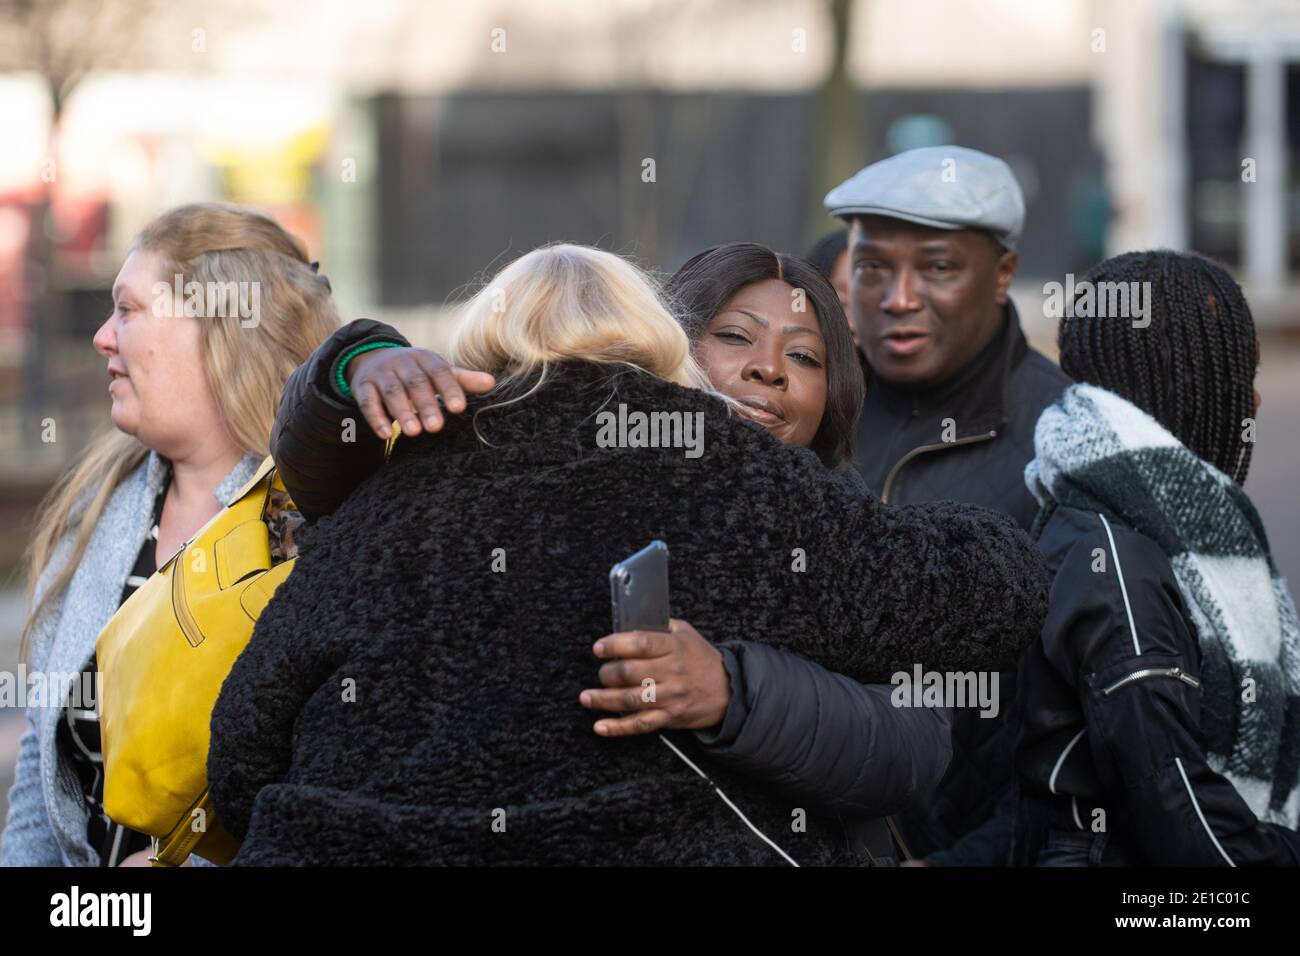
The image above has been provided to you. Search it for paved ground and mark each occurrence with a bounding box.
[1,343,1297,838]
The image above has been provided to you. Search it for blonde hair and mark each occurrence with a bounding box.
[21,202,341,658]
[450,244,715,402]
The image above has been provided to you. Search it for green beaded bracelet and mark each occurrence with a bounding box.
[334,341,404,400]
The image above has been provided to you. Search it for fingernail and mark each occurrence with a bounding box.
[579,692,590,706]
[592,642,604,657]
[594,722,608,736]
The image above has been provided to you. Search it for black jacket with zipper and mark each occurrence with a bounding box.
[260,319,973,863]
[859,303,1071,864]
[854,301,1069,533]
[1013,503,1300,866]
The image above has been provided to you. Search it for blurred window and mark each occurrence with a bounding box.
[1186,49,1245,267]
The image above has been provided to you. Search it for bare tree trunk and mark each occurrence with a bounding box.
[1,0,174,448]
[808,0,860,247]
[23,88,63,446]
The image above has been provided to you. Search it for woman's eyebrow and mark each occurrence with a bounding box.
[730,309,820,339]
[733,309,769,328]
[112,283,143,305]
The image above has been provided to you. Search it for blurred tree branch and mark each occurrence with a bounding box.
[0,0,171,119]
[0,0,169,443]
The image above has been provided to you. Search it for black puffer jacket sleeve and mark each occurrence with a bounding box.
[694,641,953,819]
[271,319,409,522]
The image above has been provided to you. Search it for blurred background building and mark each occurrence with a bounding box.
[2,0,1299,818]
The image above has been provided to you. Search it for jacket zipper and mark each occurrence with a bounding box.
[1102,666,1201,696]
[880,430,998,504]
[170,553,205,648]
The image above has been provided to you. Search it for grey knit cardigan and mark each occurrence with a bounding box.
[0,449,261,867]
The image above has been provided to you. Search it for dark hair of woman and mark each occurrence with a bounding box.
[664,241,863,469]
[1057,249,1258,484]
[805,228,848,280]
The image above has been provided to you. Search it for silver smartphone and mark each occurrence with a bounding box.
[609,540,670,633]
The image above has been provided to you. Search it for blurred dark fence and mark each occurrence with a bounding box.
[372,86,1099,305]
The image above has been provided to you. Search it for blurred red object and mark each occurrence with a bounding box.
[0,196,35,344]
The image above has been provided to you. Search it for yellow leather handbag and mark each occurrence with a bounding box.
[97,455,296,866]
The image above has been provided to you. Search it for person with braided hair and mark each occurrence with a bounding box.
[1014,250,1300,865]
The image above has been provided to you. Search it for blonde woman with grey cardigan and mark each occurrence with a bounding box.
[0,203,340,867]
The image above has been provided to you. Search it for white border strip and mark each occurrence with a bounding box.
[1049,728,1087,795]
[1175,757,1235,867]
[1098,513,1141,656]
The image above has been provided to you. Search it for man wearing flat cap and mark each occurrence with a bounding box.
[826,146,1069,866]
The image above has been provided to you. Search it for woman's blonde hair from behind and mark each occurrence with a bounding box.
[450,244,717,404]
[21,202,341,658]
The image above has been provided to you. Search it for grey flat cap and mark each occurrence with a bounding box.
[824,146,1025,251]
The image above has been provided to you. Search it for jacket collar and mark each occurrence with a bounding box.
[461,363,713,443]
[215,452,265,505]
[869,300,1028,439]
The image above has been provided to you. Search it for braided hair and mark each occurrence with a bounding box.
[1057,250,1258,484]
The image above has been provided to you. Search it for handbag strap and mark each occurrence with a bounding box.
[232,455,278,501]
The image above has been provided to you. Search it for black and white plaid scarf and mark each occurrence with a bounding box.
[1026,384,1300,827]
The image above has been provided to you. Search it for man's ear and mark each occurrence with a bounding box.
[994,249,1018,305]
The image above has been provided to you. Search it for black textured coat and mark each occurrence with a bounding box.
[209,362,1048,865]
[268,320,953,862]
